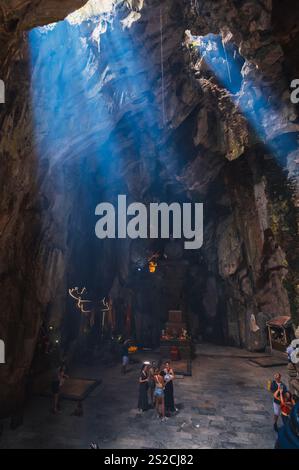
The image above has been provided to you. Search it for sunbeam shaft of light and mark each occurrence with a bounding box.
[193,34,299,163]
[29,20,117,164]
[29,12,165,169]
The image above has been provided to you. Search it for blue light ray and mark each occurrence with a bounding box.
[29,11,169,200]
[30,21,114,160]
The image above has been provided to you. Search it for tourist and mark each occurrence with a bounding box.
[270,373,287,432]
[163,361,177,416]
[274,389,296,425]
[154,369,167,422]
[121,339,130,375]
[51,363,68,415]
[275,402,299,449]
[148,361,157,407]
[138,363,150,412]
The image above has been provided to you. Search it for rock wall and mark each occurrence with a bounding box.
[0,0,89,417]
[0,0,298,416]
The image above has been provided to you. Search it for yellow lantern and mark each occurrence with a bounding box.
[149,261,157,273]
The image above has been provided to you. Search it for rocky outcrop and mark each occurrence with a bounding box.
[0,1,88,31]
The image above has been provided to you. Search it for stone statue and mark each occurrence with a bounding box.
[250,314,260,333]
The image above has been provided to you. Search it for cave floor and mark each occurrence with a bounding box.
[0,344,283,449]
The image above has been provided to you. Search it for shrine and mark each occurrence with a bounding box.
[160,310,192,364]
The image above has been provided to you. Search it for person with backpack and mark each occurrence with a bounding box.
[273,389,296,425]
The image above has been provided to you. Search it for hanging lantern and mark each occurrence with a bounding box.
[149,261,157,273]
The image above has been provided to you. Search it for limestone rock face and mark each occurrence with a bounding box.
[0,0,298,415]
[0,0,88,30]
[217,216,242,279]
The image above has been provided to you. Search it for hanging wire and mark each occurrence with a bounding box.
[191,0,200,14]
[222,36,232,85]
[160,6,166,127]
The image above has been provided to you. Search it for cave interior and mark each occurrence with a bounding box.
[0,0,298,419]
